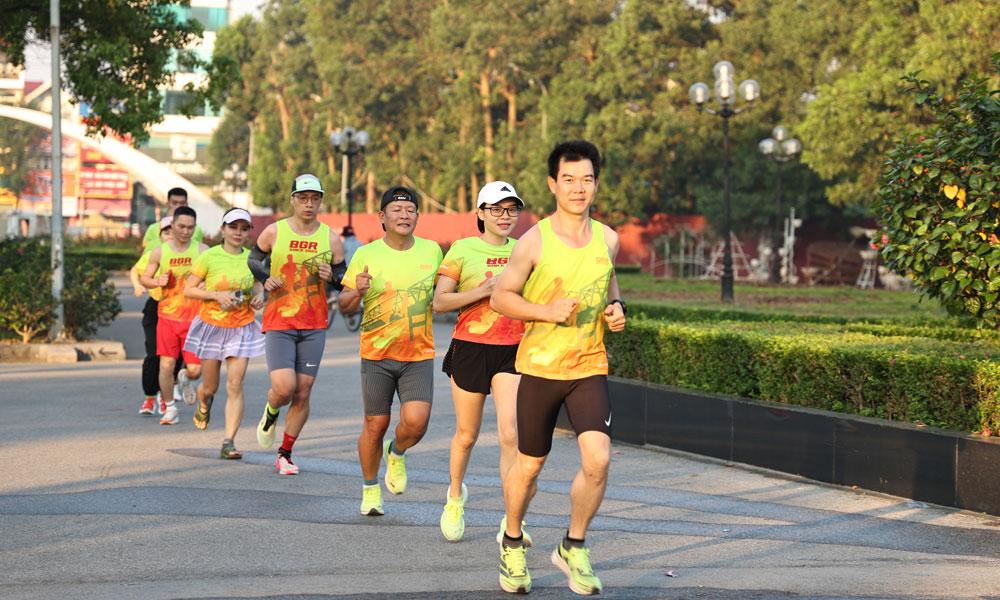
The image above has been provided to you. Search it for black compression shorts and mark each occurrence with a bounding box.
[516,373,611,457]
[442,338,518,395]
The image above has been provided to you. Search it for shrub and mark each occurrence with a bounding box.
[0,238,121,341]
[608,317,998,433]
[875,54,1000,326]
[0,240,56,342]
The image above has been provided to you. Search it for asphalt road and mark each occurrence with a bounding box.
[1,281,999,599]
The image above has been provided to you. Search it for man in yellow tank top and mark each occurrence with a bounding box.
[247,174,346,475]
[491,141,627,595]
[140,206,210,426]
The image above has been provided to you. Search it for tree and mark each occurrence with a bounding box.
[0,0,230,143]
[875,56,1000,326]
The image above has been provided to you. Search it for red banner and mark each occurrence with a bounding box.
[79,166,131,199]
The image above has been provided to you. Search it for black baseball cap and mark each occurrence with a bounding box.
[380,186,418,211]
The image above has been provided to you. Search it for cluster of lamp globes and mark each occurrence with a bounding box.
[688,61,760,110]
[329,126,370,152]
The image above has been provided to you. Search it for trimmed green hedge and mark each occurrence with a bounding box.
[65,246,138,272]
[607,317,1000,434]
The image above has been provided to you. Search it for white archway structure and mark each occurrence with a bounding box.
[0,104,223,232]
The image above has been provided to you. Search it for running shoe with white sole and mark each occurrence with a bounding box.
[257,404,278,448]
[440,482,468,541]
[139,397,155,415]
[499,542,531,594]
[276,450,299,475]
[361,486,384,516]
[177,370,197,405]
[551,544,602,595]
[496,515,533,547]
[173,384,183,403]
[159,404,178,425]
[157,392,167,415]
[383,439,407,494]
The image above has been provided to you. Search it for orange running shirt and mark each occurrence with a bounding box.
[262,219,331,332]
[437,236,523,345]
[341,237,443,362]
[190,245,256,328]
[156,240,201,322]
[515,218,613,380]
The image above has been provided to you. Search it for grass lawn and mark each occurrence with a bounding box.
[617,273,951,323]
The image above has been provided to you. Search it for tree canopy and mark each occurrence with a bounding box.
[207,0,1000,236]
[0,0,230,143]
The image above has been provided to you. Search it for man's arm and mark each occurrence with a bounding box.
[603,226,626,332]
[320,228,347,288]
[490,227,577,323]
[139,246,166,289]
[248,224,282,291]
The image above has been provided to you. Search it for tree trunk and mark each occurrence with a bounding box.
[479,69,494,182]
[366,171,376,213]
[499,76,517,168]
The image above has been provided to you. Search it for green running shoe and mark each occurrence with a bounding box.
[257,404,277,449]
[440,483,468,541]
[551,543,602,595]
[383,439,407,494]
[496,515,533,547]
[499,542,531,594]
[360,485,384,516]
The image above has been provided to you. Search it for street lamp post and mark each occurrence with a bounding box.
[689,61,761,302]
[758,126,802,283]
[222,162,247,207]
[329,126,370,227]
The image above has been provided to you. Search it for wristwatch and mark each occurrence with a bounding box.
[607,298,627,316]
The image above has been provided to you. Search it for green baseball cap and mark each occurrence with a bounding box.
[291,174,325,196]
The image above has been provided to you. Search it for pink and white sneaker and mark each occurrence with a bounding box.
[276,452,299,475]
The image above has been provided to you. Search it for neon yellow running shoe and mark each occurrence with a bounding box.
[551,543,602,595]
[499,542,531,594]
[257,404,278,449]
[360,486,384,516]
[383,439,407,494]
[496,515,533,547]
[440,483,468,541]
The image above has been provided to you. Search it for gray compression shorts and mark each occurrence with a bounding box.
[361,358,434,416]
[264,329,327,377]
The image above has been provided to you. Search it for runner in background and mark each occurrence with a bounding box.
[183,208,265,459]
[434,181,527,543]
[142,187,203,248]
[132,216,174,415]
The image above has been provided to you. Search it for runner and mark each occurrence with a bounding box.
[247,174,346,475]
[142,187,203,249]
[182,208,265,459]
[140,206,210,425]
[339,186,443,516]
[131,216,174,415]
[434,181,527,542]
[490,140,627,595]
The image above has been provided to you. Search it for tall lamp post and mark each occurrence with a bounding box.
[689,61,761,302]
[222,162,247,207]
[329,126,370,227]
[758,126,801,283]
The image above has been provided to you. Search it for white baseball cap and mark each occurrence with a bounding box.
[222,208,253,226]
[291,173,325,196]
[159,216,173,229]
[477,181,524,208]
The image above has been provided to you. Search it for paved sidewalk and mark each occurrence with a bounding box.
[1,285,1000,599]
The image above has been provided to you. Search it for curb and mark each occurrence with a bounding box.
[0,340,127,363]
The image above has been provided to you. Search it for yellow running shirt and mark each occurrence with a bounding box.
[134,247,162,301]
[516,218,613,380]
[190,245,256,328]
[438,236,524,345]
[262,219,332,332]
[342,237,443,362]
[157,240,201,322]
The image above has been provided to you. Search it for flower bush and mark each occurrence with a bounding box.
[875,54,1000,326]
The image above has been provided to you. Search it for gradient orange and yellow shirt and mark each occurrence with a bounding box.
[190,245,256,328]
[156,240,201,322]
[438,236,524,345]
[341,237,443,362]
[516,218,613,380]
[134,247,162,301]
[262,219,331,332]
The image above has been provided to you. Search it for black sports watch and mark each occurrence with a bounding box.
[607,298,627,316]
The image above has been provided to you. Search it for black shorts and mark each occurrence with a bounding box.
[442,338,518,395]
[516,374,611,457]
